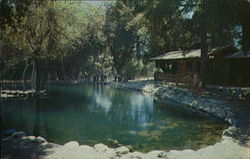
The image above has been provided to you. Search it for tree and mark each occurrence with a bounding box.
[191,0,249,86]
[105,1,139,75]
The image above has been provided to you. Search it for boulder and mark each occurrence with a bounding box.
[79,145,96,153]
[94,143,109,152]
[147,150,167,158]
[35,136,46,143]
[125,151,144,159]
[223,126,238,138]
[115,146,130,155]
[22,136,36,142]
[63,141,79,149]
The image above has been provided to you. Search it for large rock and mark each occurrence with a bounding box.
[25,136,36,141]
[124,151,144,159]
[147,150,167,158]
[35,136,46,143]
[79,145,96,153]
[79,145,94,150]
[94,143,109,152]
[63,141,79,149]
[115,146,130,155]
[104,148,116,157]
[222,126,238,138]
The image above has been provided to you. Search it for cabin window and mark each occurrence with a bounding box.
[165,63,172,73]
[165,63,169,70]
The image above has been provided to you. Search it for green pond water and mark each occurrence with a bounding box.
[1,84,227,152]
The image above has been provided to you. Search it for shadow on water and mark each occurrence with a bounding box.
[1,137,57,159]
[1,84,228,152]
[1,98,58,159]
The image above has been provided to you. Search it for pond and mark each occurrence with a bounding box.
[1,84,227,152]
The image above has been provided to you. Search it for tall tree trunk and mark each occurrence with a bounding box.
[114,63,120,75]
[200,18,208,88]
[22,58,29,90]
[41,71,48,90]
[40,61,48,90]
[31,60,36,90]
[35,58,41,92]
[33,98,43,137]
[56,63,65,80]
[240,2,250,52]
[241,23,250,52]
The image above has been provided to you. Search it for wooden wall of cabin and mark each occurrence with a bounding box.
[228,58,250,86]
[205,58,250,86]
[154,57,249,87]
[205,59,230,85]
[181,59,200,73]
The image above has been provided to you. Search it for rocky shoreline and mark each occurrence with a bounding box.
[110,81,250,136]
[110,81,237,125]
[0,89,47,99]
[1,80,250,159]
[1,128,249,159]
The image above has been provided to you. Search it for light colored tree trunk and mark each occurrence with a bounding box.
[22,58,29,90]
[31,60,37,90]
[34,69,37,90]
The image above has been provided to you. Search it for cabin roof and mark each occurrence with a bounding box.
[223,50,250,59]
[149,46,245,61]
[149,49,203,61]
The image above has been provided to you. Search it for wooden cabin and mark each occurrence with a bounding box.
[149,46,250,87]
[220,50,250,86]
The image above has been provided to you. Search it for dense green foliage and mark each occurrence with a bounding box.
[1,0,249,90]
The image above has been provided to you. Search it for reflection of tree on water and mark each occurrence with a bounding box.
[92,85,112,113]
[90,85,155,131]
[1,100,36,134]
[32,98,49,140]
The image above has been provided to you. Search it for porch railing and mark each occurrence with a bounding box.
[154,72,199,86]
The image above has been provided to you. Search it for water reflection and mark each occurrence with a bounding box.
[93,87,112,113]
[1,84,227,152]
[129,94,154,125]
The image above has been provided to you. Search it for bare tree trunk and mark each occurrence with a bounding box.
[200,17,208,88]
[35,58,41,93]
[241,19,250,52]
[34,70,37,90]
[41,71,48,90]
[56,63,65,80]
[240,1,250,52]
[31,60,36,90]
[22,58,29,90]
[40,60,48,90]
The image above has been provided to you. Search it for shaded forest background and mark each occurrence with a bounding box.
[1,0,249,91]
